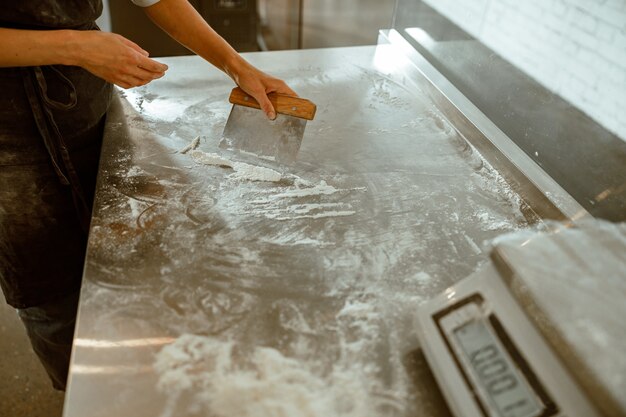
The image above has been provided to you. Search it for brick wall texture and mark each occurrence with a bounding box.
[421,0,626,141]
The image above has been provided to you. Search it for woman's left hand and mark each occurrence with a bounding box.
[140,0,296,119]
[229,60,298,120]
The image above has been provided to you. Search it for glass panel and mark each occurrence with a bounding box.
[392,0,626,221]
[261,0,395,50]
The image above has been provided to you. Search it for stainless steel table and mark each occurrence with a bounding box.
[64,45,545,417]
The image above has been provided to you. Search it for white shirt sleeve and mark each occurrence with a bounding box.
[130,0,161,7]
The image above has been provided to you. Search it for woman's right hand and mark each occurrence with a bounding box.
[0,28,166,88]
[72,31,168,89]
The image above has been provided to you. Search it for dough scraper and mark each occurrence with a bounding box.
[220,87,316,164]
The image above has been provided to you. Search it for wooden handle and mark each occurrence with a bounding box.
[228,87,316,120]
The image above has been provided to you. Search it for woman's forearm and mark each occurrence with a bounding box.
[0,28,79,67]
[142,0,246,80]
[0,28,168,88]
[142,0,296,118]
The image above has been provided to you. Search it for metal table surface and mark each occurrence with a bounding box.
[64,45,540,417]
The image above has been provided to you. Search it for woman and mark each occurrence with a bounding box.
[0,0,295,390]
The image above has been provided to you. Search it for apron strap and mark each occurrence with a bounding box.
[21,66,91,232]
[33,66,78,111]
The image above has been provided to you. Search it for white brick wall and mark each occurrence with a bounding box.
[421,0,626,142]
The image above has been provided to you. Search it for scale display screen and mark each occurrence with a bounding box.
[433,295,558,417]
[454,319,542,417]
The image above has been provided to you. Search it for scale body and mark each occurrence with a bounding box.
[416,221,626,417]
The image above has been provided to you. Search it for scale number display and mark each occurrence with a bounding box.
[435,296,557,417]
[454,319,542,417]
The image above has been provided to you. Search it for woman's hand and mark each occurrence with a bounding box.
[230,60,297,120]
[71,31,168,89]
[0,28,166,89]
[141,0,295,119]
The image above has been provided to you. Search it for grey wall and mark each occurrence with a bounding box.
[419,0,626,141]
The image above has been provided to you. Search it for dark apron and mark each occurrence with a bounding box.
[0,1,113,308]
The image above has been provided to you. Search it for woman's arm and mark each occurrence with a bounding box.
[0,28,168,88]
[143,0,295,119]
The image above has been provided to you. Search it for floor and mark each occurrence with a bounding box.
[0,302,65,417]
[1,2,394,417]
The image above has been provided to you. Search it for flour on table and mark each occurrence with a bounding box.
[190,150,232,167]
[265,209,356,221]
[239,149,277,162]
[190,150,282,182]
[231,162,282,182]
[178,136,201,154]
[154,334,378,417]
[189,149,367,221]
[245,182,366,221]
[258,202,354,221]
[250,180,365,203]
[271,180,348,199]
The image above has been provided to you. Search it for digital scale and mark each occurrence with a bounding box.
[416,221,626,417]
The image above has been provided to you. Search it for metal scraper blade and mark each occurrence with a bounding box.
[219,87,317,165]
[220,105,307,164]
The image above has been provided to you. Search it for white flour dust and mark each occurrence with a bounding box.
[178,136,201,154]
[262,202,355,220]
[238,180,366,221]
[187,148,366,222]
[258,179,365,200]
[190,150,282,182]
[155,334,376,417]
[190,150,232,167]
[231,162,282,182]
